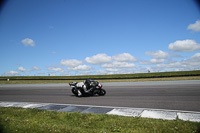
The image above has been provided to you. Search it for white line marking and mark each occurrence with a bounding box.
[177,112,200,122]
[1,101,200,122]
[140,110,177,120]
[107,108,143,117]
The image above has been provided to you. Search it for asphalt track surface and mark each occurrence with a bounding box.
[0,80,200,112]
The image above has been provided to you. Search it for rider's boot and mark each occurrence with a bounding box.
[78,90,82,96]
[83,87,91,93]
[83,87,87,92]
[85,87,93,93]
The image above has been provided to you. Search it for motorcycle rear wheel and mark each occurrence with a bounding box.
[72,88,78,95]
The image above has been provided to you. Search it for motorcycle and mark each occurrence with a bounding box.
[69,79,106,97]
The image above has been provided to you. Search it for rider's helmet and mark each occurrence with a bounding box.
[84,79,91,89]
[84,79,91,85]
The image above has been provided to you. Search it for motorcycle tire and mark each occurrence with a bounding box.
[72,88,78,95]
[98,89,106,96]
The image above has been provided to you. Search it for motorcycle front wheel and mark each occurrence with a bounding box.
[98,89,106,96]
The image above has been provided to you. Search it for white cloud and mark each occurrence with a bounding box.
[101,61,135,68]
[140,60,151,65]
[146,50,169,59]
[60,59,82,67]
[157,62,182,68]
[85,53,112,65]
[190,53,200,59]
[103,67,134,74]
[96,70,107,75]
[150,58,165,64]
[155,53,200,71]
[17,67,31,72]
[187,20,200,32]
[77,71,94,75]
[182,53,200,66]
[168,39,200,52]
[68,65,92,70]
[134,68,152,73]
[3,71,19,76]
[140,59,165,65]
[106,68,119,72]
[140,50,168,65]
[33,66,40,70]
[48,67,64,72]
[21,38,35,47]
[112,53,137,62]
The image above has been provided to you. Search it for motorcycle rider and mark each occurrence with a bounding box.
[76,79,93,96]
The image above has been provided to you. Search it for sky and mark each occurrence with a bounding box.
[0,0,200,76]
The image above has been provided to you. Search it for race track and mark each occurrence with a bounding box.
[0,80,200,112]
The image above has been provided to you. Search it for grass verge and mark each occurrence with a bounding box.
[0,107,199,133]
[1,70,200,80]
[0,76,200,84]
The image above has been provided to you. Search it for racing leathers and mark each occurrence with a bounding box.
[76,81,92,95]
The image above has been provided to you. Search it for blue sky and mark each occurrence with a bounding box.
[0,0,200,76]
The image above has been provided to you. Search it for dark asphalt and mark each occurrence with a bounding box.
[0,80,200,112]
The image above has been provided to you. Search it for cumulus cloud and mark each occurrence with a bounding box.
[168,39,200,52]
[112,53,137,62]
[157,62,182,69]
[68,65,92,70]
[48,67,64,72]
[21,38,35,47]
[155,53,200,71]
[17,67,31,72]
[96,70,107,75]
[33,66,40,70]
[102,67,134,74]
[106,68,119,72]
[146,50,169,59]
[140,50,168,65]
[187,20,200,32]
[101,61,135,68]
[182,53,200,66]
[140,60,151,65]
[190,53,200,60]
[150,59,165,64]
[140,59,165,65]
[60,59,82,67]
[3,71,19,76]
[85,53,112,65]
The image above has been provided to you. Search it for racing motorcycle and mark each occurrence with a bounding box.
[69,79,106,97]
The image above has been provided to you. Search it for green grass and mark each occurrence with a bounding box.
[1,70,200,80]
[0,107,199,133]
[0,76,200,84]
[0,70,200,84]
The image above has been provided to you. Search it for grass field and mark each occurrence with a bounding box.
[1,70,200,80]
[0,107,199,133]
[0,70,200,84]
[0,76,200,84]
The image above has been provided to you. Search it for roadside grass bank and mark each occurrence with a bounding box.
[1,70,200,80]
[0,76,200,84]
[0,107,199,133]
